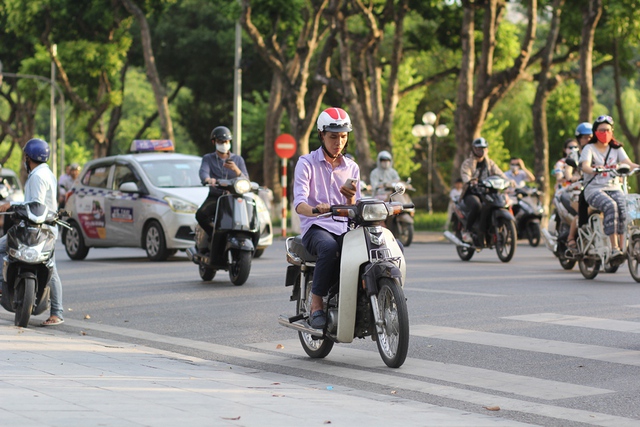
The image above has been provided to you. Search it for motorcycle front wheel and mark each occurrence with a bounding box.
[229,250,251,286]
[297,274,333,358]
[375,278,409,368]
[628,235,640,282]
[559,256,576,270]
[15,278,35,327]
[495,218,517,262]
[527,221,541,247]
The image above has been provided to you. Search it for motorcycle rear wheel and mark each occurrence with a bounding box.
[453,217,474,261]
[394,221,413,247]
[495,218,517,262]
[15,278,35,327]
[628,235,640,282]
[297,274,333,358]
[229,250,251,286]
[527,222,541,247]
[375,278,409,368]
[199,264,216,281]
[579,256,601,280]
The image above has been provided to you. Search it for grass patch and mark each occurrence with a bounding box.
[414,210,448,231]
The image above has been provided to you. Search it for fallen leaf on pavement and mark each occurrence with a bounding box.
[484,406,500,411]
[84,314,91,319]
[276,344,284,349]
[221,416,241,421]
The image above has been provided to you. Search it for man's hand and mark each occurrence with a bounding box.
[339,183,356,204]
[223,160,242,176]
[0,202,10,213]
[315,203,331,214]
[204,177,217,186]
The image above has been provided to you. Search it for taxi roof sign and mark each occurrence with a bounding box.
[130,139,175,153]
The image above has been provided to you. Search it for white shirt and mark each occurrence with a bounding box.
[12,163,59,236]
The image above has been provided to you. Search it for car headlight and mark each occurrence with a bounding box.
[233,179,252,194]
[164,196,198,214]
[362,203,388,221]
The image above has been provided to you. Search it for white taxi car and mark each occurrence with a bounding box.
[63,140,272,261]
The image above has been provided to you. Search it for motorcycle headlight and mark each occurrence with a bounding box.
[362,203,388,221]
[233,179,252,194]
[9,244,49,263]
[164,196,198,214]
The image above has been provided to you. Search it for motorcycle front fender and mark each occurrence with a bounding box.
[337,227,405,343]
[225,234,255,252]
[492,207,515,223]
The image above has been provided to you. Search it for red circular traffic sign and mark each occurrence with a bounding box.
[274,134,297,159]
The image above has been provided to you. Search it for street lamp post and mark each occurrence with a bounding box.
[412,113,449,215]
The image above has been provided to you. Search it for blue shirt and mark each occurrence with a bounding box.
[293,148,361,236]
[198,152,249,184]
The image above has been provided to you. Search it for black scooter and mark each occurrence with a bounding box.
[187,177,260,286]
[444,176,517,262]
[512,186,544,247]
[0,202,70,327]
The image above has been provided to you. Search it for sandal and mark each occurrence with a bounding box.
[567,239,577,250]
[41,316,64,327]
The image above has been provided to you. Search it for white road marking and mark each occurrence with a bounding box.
[411,324,640,366]
[503,313,640,333]
[249,339,613,400]
[404,287,507,297]
[48,318,639,427]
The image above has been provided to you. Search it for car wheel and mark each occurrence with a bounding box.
[63,220,89,260]
[143,220,170,261]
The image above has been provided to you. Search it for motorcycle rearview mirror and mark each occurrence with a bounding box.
[565,157,578,168]
[617,163,631,174]
[392,182,406,196]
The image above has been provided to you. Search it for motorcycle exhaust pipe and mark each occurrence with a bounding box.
[278,314,324,338]
[541,228,557,252]
[443,231,471,248]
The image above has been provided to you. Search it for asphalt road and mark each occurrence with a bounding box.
[31,239,640,426]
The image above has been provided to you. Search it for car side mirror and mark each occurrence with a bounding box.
[119,182,139,193]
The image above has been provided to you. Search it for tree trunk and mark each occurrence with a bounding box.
[532,0,564,215]
[120,0,174,142]
[578,0,603,122]
[263,74,284,202]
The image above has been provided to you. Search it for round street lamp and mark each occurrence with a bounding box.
[413,111,447,214]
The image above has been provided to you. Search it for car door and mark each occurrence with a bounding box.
[104,162,144,246]
[74,162,114,244]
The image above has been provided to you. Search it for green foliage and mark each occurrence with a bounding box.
[413,209,447,231]
[482,114,511,171]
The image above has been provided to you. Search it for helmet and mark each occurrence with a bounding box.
[210,126,232,141]
[23,138,50,163]
[472,137,488,148]
[378,150,392,161]
[317,107,352,133]
[575,122,593,136]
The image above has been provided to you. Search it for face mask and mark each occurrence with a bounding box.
[595,131,613,144]
[216,142,231,154]
[380,160,390,170]
[24,160,31,173]
[510,165,519,173]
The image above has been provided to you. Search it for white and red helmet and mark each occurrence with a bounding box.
[317,107,353,133]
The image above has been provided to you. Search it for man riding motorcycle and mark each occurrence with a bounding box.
[459,137,509,244]
[293,107,361,329]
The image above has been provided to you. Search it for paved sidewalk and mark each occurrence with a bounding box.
[0,318,535,427]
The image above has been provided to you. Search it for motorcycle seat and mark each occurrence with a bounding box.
[290,236,317,262]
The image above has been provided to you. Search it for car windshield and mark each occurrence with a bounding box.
[139,158,202,188]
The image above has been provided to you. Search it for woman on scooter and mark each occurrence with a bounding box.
[579,115,639,261]
[293,107,361,329]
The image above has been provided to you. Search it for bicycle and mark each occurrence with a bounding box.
[576,164,640,280]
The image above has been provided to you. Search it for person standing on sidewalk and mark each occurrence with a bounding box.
[0,138,64,326]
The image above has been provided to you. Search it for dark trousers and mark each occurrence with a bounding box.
[463,193,482,231]
[195,193,220,236]
[302,225,344,297]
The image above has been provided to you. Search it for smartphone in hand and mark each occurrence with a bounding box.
[345,178,358,189]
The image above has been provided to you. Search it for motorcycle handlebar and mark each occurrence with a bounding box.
[402,203,415,210]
